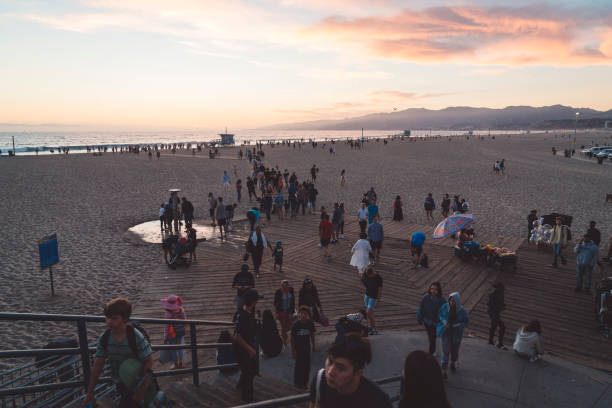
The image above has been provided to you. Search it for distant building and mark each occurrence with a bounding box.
[218,133,235,145]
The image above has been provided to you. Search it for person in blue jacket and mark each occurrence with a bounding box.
[437,292,469,379]
[417,282,447,355]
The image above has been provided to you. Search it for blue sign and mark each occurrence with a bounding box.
[39,234,59,269]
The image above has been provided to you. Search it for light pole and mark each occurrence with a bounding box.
[574,112,579,145]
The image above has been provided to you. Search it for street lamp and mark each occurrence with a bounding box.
[574,112,579,143]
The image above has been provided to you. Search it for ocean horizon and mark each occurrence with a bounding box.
[0,129,557,155]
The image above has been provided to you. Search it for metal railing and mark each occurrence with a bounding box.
[231,375,403,408]
[0,312,236,405]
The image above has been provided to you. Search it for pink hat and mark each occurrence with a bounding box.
[160,295,183,310]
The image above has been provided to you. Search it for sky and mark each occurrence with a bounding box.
[1,0,611,130]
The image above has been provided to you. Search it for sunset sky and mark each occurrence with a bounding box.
[1,0,611,129]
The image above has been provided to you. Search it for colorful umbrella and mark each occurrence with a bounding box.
[433,213,474,240]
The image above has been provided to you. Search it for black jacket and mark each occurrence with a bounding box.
[487,289,505,315]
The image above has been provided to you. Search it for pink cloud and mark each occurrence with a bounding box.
[303,5,612,66]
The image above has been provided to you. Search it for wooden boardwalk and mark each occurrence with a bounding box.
[132,214,611,405]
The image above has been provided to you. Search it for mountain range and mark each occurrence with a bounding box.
[261,105,612,131]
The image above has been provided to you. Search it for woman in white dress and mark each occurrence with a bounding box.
[350,233,372,276]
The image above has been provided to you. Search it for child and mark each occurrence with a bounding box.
[83,298,154,408]
[161,295,187,370]
[159,204,166,230]
[272,240,284,272]
[291,306,316,389]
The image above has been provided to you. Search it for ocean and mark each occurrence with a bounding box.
[0,129,547,155]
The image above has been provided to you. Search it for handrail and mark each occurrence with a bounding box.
[0,312,232,326]
[232,375,403,408]
[0,312,237,403]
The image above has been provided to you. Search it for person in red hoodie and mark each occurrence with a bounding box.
[319,214,333,260]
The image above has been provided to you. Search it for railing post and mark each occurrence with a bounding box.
[77,320,91,392]
[190,323,199,386]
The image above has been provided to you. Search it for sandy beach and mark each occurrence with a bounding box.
[1,131,611,354]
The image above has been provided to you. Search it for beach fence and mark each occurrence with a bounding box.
[0,312,235,407]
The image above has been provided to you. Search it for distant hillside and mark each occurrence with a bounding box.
[261,105,612,130]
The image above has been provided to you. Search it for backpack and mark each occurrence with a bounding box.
[420,253,429,268]
[101,321,152,356]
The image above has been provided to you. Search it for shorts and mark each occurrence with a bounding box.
[209,209,215,218]
[370,240,382,249]
[274,259,283,266]
[217,218,226,226]
[320,238,330,247]
[333,222,341,232]
[411,243,423,255]
[364,295,377,311]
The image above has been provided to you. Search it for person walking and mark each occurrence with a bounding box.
[437,292,469,379]
[319,214,333,260]
[274,280,295,346]
[424,193,435,222]
[410,231,426,268]
[291,306,316,389]
[223,170,231,192]
[181,197,194,230]
[160,295,187,370]
[441,194,451,219]
[246,226,268,278]
[331,203,342,243]
[357,202,368,235]
[367,216,384,262]
[392,196,403,221]
[487,282,507,350]
[232,264,255,311]
[216,197,228,240]
[208,193,218,227]
[233,289,262,403]
[299,278,324,324]
[246,177,257,201]
[417,282,446,355]
[367,200,379,225]
[236,179,242,203]
[361,267,382,335]
[340,169,346,187]
[550,216,569,267]
[574,234,599,293]
[350,233,372,277]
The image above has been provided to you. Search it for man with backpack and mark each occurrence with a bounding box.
[83,298,154,408]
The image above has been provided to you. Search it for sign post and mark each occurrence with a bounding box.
[39,234,59,295]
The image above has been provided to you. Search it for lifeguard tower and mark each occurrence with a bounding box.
[218,127,235,145]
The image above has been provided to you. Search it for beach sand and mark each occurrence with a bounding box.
[0,131,611,357]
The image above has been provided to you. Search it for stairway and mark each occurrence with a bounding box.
[163,373,308,408]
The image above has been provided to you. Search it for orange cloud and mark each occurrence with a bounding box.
[303,5,612,66]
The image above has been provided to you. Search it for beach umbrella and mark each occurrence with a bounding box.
[433,213,474,240]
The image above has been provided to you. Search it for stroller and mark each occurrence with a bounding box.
[595,277,612,338]
[166,235,193,269]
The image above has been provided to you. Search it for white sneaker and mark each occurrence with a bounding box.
[340,234,344,239]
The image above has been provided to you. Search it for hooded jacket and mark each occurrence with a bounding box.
[512,328,544,356]
[574,241,599,267]
[437,292,469,342]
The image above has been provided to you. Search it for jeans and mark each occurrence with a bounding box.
[552,243,566,265]
[488,313,506,345]
[425,323,437,354]
[237,189,242,202]
[441,332,461,369]
[359,220,367,234]
[576,264,593,289]
[236,295,245,311]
